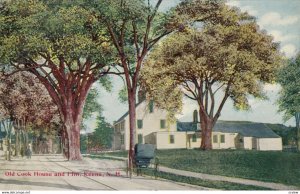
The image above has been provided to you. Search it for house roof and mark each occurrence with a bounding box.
[177,120,281,138]
[114,101,144,124]
[177,122,199,132]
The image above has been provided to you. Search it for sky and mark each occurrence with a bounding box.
[84,0,300,132]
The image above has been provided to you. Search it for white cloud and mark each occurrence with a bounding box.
[247,98,265,110]
[226,1,258,16]
[263,84,281,92]
[269,30,299,43]
[259,12,299,27]
[281,44,297,58]
[240,5,258,16]
[226,0,240,7]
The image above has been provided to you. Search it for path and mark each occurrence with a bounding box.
[0,154,207,190]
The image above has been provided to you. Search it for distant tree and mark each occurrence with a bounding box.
[80,134,88,154]
[277,53,300,151]
[142,3,282,150]
[89,115,114,150]
[82,87,103,129]
[81,86,110,153]
[0,119,13,160]
[0,1,114,160]
[0,127,6,139]
[0,72,60,157]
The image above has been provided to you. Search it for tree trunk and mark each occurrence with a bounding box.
[15,130,19,156]
[61,129,67,157]
[128,91,137,177]
[65,119,82,160]
[8,136,11,161]
[59,81,91,160]
[199,109,213,150]
[297,127,300,152]
[296,112,300,151]
[68,129,81,160]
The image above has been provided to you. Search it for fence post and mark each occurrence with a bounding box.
[154,157,159,180]
[126,160,129,177]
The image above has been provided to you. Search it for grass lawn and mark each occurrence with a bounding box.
[101,149,300,187]
[142,169,272,190]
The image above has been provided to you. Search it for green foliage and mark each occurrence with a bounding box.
[277,53,300,124]
[83,88,102,120]
[87,155,125,161]
[155,149,300,187]
[80,134,88,154]
[81,0,177,65]
[89,115,114,149]
[104,149,300,187]
[142,2,282,123]
[99,76,112,93]
[101,150,128,158]
[0,0,114,65]
[118,86,128,103]
[266,124,297,146]
[0,1,116,144]
[276,53,300,150]
[0,129,6,139]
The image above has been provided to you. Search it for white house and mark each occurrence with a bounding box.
[113,101,283,151]
[113,100,178,150]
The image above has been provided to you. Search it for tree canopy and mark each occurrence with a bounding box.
[0,72,59,128]
[142,2,282,149]
[277,53,300,150]
[0,0,115,160]
[80,0,181,169]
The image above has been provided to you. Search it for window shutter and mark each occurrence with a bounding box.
[137,120,143,129]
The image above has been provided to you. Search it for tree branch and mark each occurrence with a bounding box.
[132,21,140,58]
[184,93,197,100]
[213,81,232,124]
[208,85,215,117]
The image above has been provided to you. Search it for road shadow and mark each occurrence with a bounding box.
[40,160,68,162]
[0,178,107,190]
[2,159,41,162]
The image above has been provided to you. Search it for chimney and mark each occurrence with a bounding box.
[193,109,201,131]
[193,109,198,123]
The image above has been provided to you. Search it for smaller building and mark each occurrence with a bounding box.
[212,121,282,151]
[144,131,201,150]
[177,121,283,151]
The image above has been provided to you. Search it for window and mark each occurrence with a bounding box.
[192,134,197,142]
[137,120,143,129]
[149,100,154,113]
[213,135,218,143]
[138,134,143,144]
[220,135,225,143]
[121,121,125,130]
[121,135,124,144]
[169,135,175,144]
[160,120,166,129]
